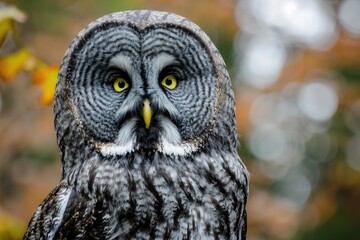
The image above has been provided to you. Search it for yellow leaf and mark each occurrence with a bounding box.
[32,65,59,105]
[0,211,26,240]
[0,48,30,81]
[0,5,27,23]
[0,19,12,46]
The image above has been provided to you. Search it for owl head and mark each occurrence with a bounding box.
[54,11,238,174]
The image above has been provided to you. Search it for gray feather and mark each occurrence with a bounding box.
[24,10,249,240]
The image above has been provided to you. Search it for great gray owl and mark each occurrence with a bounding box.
[24,10,249,240]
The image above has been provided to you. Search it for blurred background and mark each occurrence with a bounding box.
[1,0,360,239]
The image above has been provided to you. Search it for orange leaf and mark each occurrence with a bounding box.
[0,48,30,81]
[32,65,59,105]
[0,19,12,46]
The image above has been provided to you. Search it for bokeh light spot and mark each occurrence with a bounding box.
[339,0,360,37]
[245,0,337,50]
[240,36,286,89]
[275,170,312,209]
[249,126,287,162]
[297,82,338,122]
[249,125,305,165]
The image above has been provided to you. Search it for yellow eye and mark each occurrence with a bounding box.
[161,75,177,90]
[113,78,129,92]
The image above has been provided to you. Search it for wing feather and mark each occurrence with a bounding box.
[24,182,109,240]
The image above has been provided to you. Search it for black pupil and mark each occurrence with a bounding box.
[118,80,126,88]
[165,78,173,86]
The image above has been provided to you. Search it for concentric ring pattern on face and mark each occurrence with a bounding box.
[69,23,218,145]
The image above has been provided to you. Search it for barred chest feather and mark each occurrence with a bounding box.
[56,150,248,240]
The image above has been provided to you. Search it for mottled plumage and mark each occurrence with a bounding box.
[24,10,249,240]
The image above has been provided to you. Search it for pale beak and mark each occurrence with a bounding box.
[142,99,152,129]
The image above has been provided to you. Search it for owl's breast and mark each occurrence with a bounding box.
[74,151,247,239]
